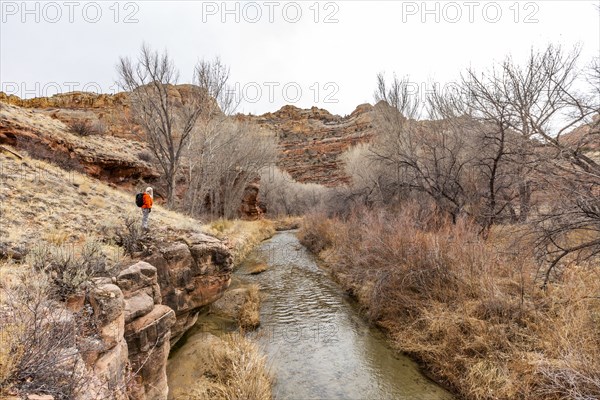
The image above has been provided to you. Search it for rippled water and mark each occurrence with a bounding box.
[242,231,453,400]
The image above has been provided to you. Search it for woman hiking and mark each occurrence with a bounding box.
[141,187,153,230]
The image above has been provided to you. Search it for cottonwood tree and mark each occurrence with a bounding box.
[428,67,536,232]
[455,45,600,284]
[464,46,595,226]
[259,166,329,216]
[117,45,230,206]
[366,74,481,222]
[184,120,277,219]
[179,58,277,219]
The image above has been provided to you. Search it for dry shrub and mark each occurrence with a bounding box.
[68,120,105,137]
[0,267,91,399]
[137,149,153,163]
[28,240,107,300]
[114,216,145,257]
[202,333,272,400]
[300,202,600,399]
[297,212,336,254]
[530,266,600,399]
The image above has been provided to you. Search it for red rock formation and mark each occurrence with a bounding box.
[0,102,159,185]
[142,234,233,344]
[239,182,265,220]
[83,232,234,400]
[2,91,377,188]
[239,103,376,186]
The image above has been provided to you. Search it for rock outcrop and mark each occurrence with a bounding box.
[87,282,130,399]
[239,182,265,220]
[82,266,175,400]
[2,91,377,187]
[0,102,158,185]
[143,234,233,344]
[116,262,176,400]
[81,232,234,400]
[239,104,376,186]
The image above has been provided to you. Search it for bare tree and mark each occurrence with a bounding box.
[184,120,277,219]
[453,45,600,284]
[178,57,277,219]
[367,75,481,222]
[260,166,329,216]
[430,65,538,231]
[117,45,218,206]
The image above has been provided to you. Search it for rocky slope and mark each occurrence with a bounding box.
[0,150,234,400]
[1,91,376,187]
[0,101,158,186]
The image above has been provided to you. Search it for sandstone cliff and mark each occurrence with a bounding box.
[0,102,159,186]
[239,104,376,186]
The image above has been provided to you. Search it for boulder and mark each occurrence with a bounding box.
[89,283,125,348]
[125,305,176,400]
[124,292,155,324]
[210,288,249,320]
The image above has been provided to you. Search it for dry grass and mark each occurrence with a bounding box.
[203,219,275,264]
[248,263,268,275]
[167,332,272,400]
[299,205,600,400]
[205,333,272,400]
[272,216,303,231]
[209,284,261,330]
[0,323,24,395]
[238,284,261,330]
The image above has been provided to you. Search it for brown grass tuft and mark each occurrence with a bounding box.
[204,333,272,400]
[204,219,275,264]
[248,263,268,275]
[167,332,272,400]
[239,284,261,330]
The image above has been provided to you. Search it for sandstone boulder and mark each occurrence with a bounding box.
[89,283,125,349]
[124,291,155,324]
[210,287,249,320]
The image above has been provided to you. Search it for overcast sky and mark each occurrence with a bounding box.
[1,0,599,116]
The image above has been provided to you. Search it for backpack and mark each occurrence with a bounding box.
[135,192,144,207]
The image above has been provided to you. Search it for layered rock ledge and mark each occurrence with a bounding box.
[76,232,233,400]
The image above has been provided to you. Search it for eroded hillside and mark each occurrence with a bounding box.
[1,91,376,187]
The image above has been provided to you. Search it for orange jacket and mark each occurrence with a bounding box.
[142,193,153,209]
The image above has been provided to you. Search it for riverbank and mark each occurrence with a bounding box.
[167,331,272,400]
[0,146,278,399]
[298,209,600,400]
[166,218,278,400]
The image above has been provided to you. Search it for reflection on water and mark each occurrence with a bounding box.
[242,231,453,400]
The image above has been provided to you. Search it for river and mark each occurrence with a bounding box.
[170,230,453,399]
[242,231,452,399]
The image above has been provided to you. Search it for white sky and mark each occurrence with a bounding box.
[1,0,599,116]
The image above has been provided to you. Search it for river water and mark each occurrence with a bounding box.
[239,231,453,400]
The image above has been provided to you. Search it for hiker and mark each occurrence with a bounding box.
[141,187,153,230]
